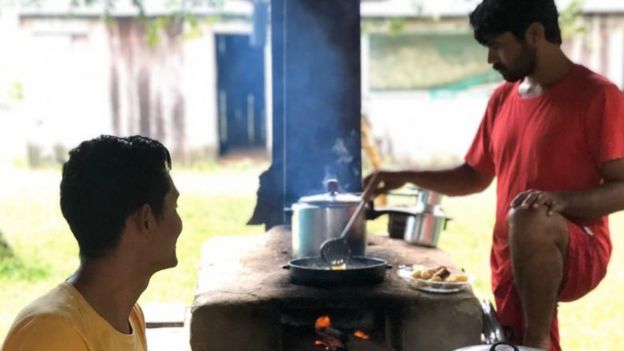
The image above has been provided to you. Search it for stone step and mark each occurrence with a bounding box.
[143,302,188,328]
[143,302,190,351]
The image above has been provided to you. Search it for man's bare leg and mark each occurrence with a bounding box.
[507,207,569,349]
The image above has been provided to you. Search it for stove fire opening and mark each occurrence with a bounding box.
[314,315,375,351]
[281,307,388,351]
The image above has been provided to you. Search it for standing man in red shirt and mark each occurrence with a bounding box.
[365,0,624,350]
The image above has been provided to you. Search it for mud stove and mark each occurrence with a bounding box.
[190,226,482,351]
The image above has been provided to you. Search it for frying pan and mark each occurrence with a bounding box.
[286,256,388,287]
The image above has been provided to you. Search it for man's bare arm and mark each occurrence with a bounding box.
[364,163,494,199]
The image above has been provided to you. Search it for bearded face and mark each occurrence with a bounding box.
[486,33,538,83]
[493,41,537,82]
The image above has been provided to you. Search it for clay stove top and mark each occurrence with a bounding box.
[190,226,482,351]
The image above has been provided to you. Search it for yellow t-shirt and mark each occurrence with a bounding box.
[2,282,147,351]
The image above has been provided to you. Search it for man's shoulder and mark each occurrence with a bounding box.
[5,283,85,338]
[2,316,87,351]
[15,283,80,321]
[570,64,621,94]
[8,312,81,336]
[2,288,88,351]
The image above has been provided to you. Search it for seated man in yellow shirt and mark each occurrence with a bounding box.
[2,135,183,351]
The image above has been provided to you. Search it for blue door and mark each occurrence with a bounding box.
[216,34,266,154]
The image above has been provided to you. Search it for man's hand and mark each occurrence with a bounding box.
[362,171,407,200]
[509,189,569,216]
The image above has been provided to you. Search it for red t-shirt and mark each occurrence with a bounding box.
[465,64,624,290]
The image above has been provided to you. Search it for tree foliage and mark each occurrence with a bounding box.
[559,0,587,39]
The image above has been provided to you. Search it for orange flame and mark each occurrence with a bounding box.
[315,315,331,330]
[353,330,370,340]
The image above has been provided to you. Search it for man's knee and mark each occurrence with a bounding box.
[507,206,550,231]
[507,207,568,251]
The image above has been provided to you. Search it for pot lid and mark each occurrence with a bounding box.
[297,191,361,205]
[297,179,362,205]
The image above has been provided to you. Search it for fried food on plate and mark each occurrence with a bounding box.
[411,265,468,283]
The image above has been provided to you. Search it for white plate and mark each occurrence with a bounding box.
[397,265,472,294]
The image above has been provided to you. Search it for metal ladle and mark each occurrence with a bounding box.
[320,173,379,265]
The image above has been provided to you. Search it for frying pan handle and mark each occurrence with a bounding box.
[365,201,419,220]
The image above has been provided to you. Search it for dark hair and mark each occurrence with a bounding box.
[60,135,172,260]
[469,0,562,45]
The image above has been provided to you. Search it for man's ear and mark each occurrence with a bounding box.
[525,22,545,46]
[137,203,153,233]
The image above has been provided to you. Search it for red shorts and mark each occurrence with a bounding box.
[494,221,609,351]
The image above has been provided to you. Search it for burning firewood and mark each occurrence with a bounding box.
[314,315,387,351]
[315,315,346,351]
[353,330,370,340]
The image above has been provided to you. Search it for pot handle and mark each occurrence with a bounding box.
[366,201,383,220]
[366,201,420,220]
[490,342,518,351]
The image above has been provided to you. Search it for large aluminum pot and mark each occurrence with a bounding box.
[418,189,442,208]
[401,207,450,247]
[291,180,366,259]
[371,203,451,247]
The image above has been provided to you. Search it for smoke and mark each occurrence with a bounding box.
[278,0,362,201]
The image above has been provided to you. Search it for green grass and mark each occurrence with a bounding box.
[1,165,623,350]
